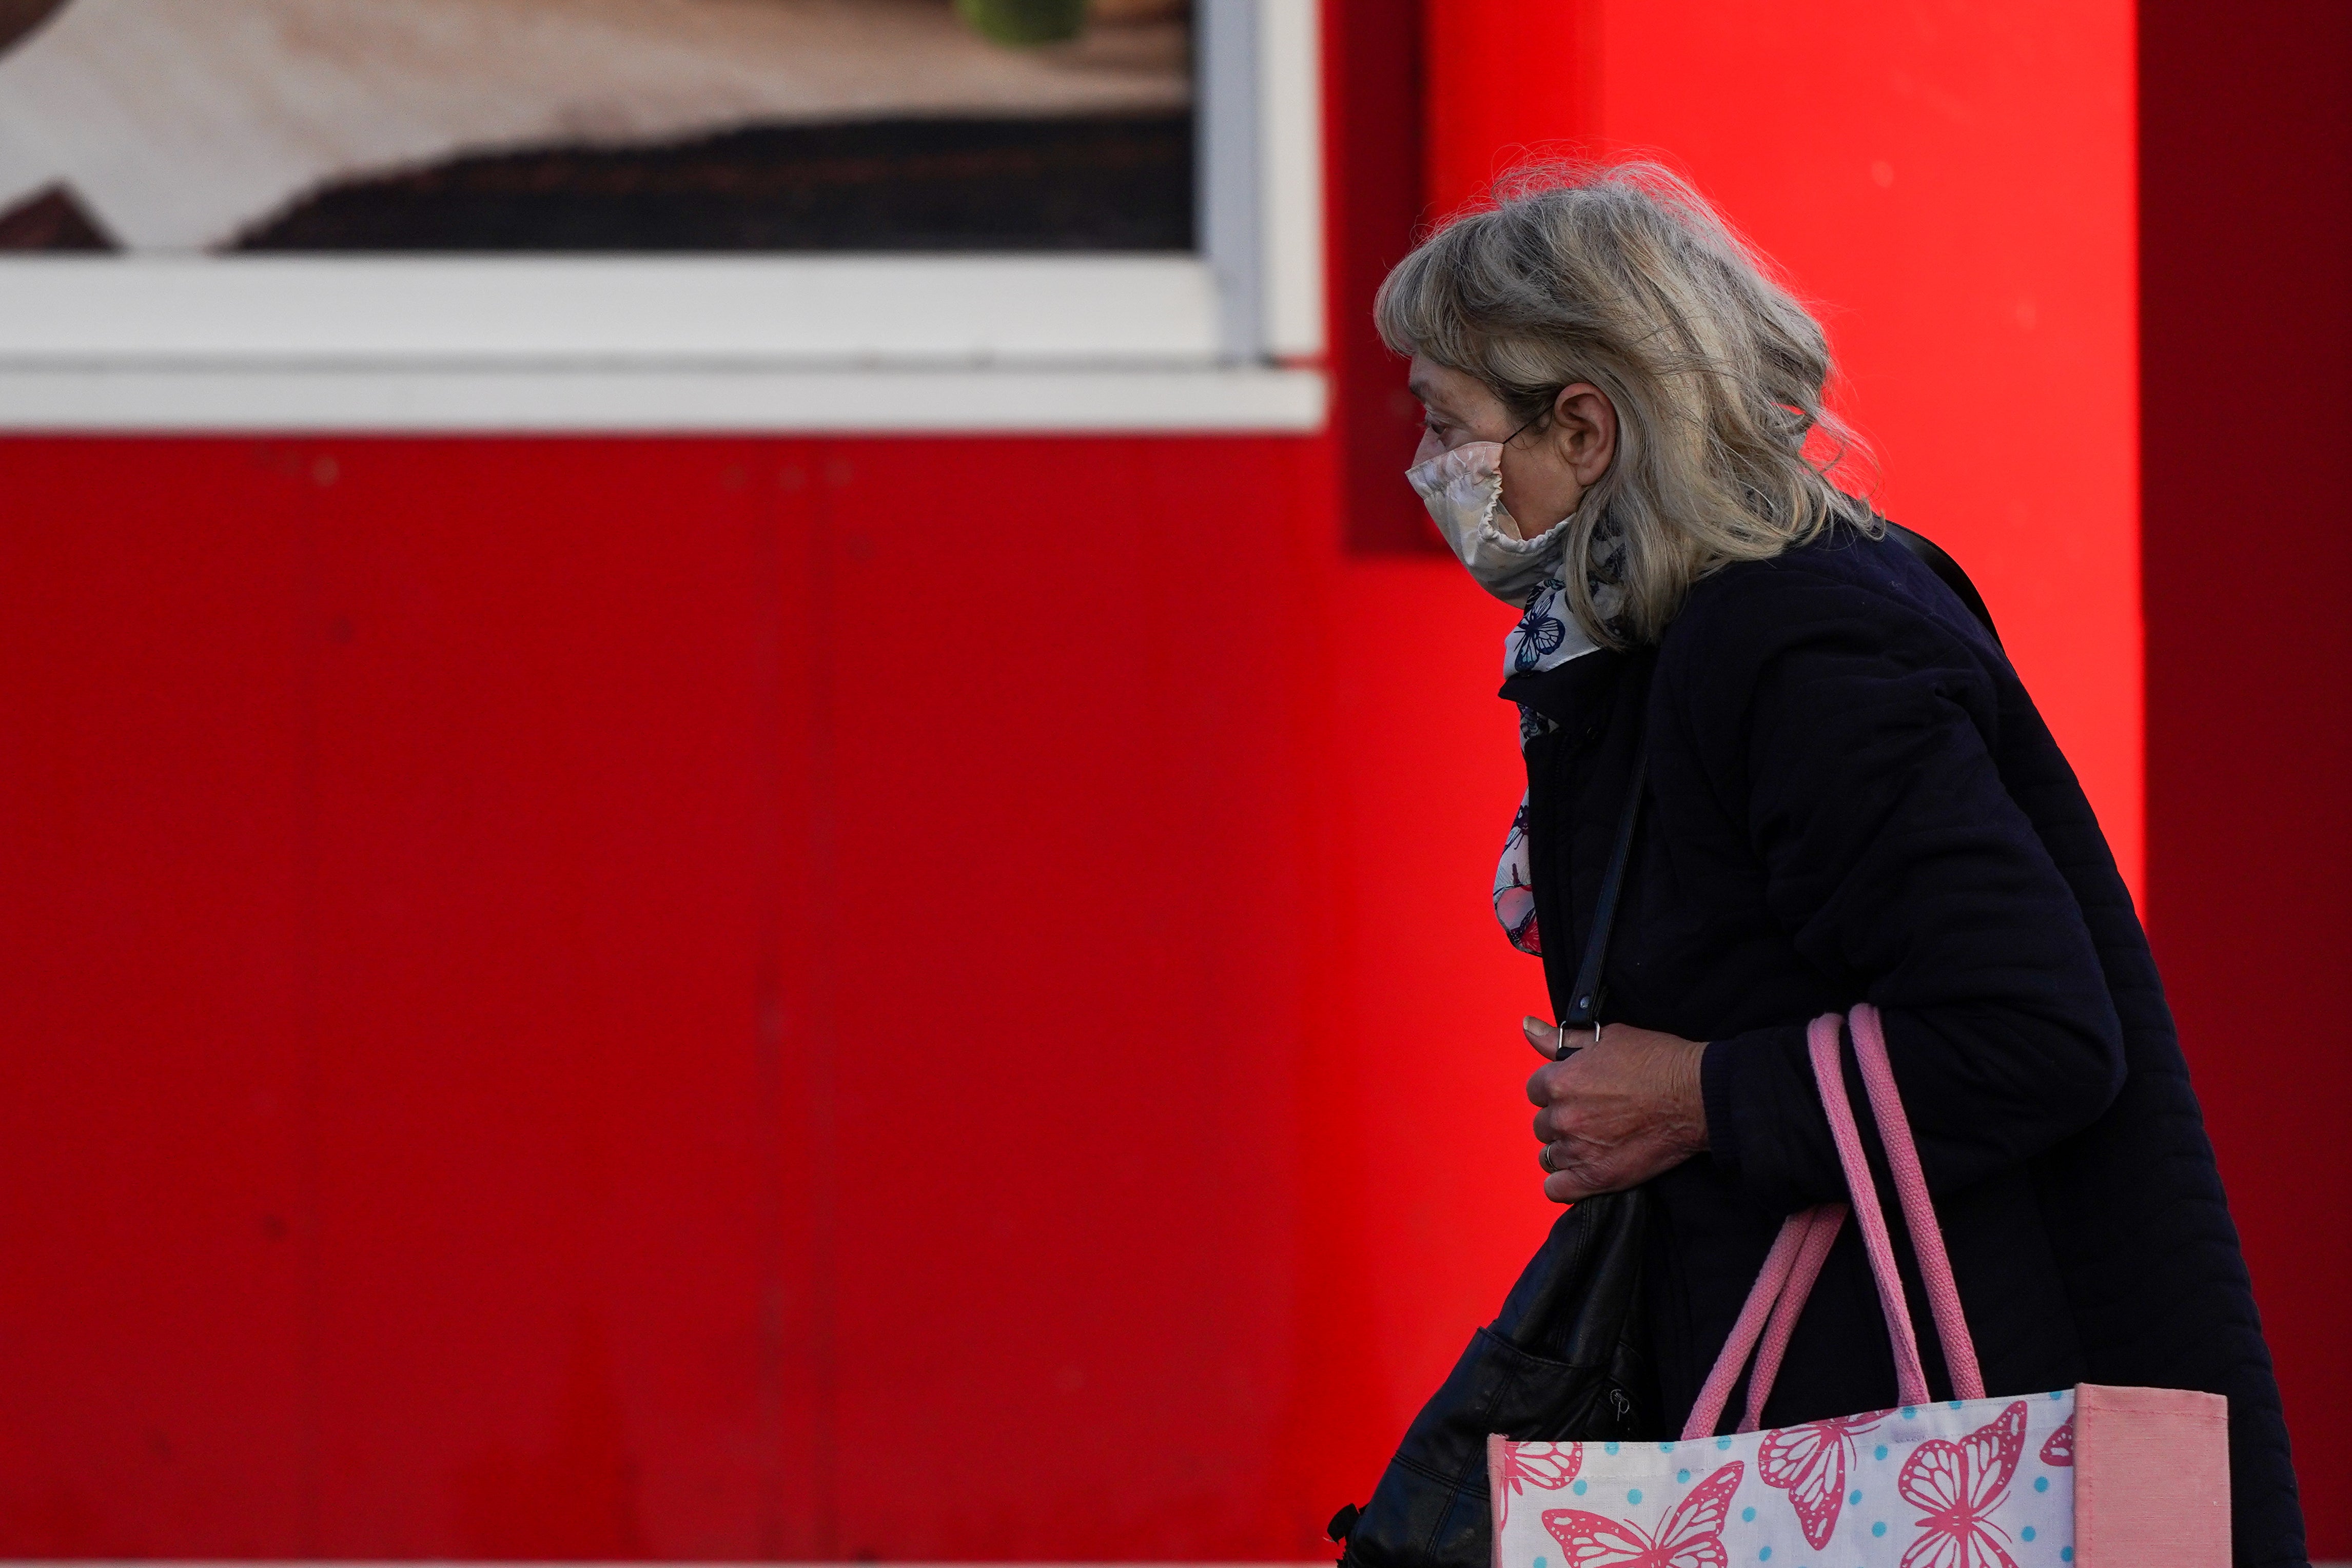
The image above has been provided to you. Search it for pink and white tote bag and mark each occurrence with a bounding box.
[1489,1005,2232,1568]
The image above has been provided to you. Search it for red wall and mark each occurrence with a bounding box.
[2142,0,2352,1552]
[0,433,1551,1556]
[1424,0,2144,896]
[0,1,2341,1559]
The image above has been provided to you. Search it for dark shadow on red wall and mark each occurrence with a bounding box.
[1327,0,1443,555]
[2142,2,2352,1555]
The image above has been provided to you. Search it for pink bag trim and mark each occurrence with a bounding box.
[1681,1006,1985,1438]
[2075,1384,2231,1566]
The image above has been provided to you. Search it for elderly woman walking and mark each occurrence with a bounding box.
[1370,164,2305,1565]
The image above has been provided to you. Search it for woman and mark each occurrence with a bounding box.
[1378,164,2306,1566]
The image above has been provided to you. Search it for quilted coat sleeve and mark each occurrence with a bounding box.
[1679,561,2129,1212]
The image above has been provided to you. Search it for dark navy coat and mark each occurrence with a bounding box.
[1505,524,2306,1567]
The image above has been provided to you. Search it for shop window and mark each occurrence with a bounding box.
[0,0,1323,430]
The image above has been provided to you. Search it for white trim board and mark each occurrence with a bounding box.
[1255,0,1327,361]
[0,364,1329,433]
[0,256,1227,366]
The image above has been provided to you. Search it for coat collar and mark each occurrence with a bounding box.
[1499,645,1631,734]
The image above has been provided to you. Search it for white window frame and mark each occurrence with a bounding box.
[0,0,1324,434]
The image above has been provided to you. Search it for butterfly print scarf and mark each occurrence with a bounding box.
[1493,571,1609,955]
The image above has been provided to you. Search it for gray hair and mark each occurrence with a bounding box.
[1376,161,1874,647]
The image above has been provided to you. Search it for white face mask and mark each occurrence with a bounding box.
[1405,440,1578,608]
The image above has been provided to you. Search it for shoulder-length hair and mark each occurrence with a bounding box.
[1376,161,1873,647]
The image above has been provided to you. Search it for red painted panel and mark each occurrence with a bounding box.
[292,441,790,1557]
[0,422,1587,1553]
[0,443,310,1555]
[2142,0,2352,1552]
[1422,1,1591,217]
[1423,0,2145,897]
[816,436,1322,1553]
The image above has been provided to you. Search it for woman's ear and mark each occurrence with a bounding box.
[1550,382,1619,487]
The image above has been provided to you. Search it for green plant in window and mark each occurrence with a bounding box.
[954,0,1089,46]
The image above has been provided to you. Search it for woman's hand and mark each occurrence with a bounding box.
[1523,1016,1710,1202]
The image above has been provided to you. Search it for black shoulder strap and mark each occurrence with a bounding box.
[1558,737,1645,1036]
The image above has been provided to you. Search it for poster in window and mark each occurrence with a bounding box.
[0,0,1194,254]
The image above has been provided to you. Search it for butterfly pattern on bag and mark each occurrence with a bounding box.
[1758,1409,1889,1549]
[1496,1440,1582,1526]
[2039,1416,2073,1467]
[1896,1400,2029,1568]
[1541,1459,1742,1568]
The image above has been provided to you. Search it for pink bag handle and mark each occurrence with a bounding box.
[1737,1199,1846,1434]
[1679,1004,1984,1439]
[1845,1003,1983,1403]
